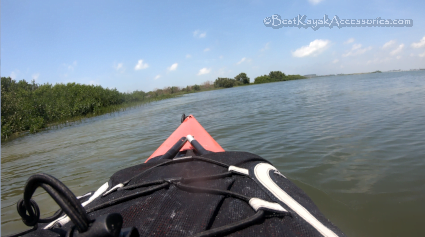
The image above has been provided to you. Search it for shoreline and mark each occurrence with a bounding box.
[1,86,222,143]
[4,69,412,142]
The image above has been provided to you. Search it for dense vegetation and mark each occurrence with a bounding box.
[1,70,303,140]
[0,77,214,140]
[254,71,305,84]
[213,73,250,88]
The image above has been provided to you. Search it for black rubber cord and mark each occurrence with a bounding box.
[182,171,233,183]
[175,183,250,202]
[122,171,233,192]
[192,210,265,237]
[16,199,40,226]
[122,180,168,191]
[38,183,87,229]
[88,171,240,215]
[42,209,65,223]
[19,173,90,232]
[16,195,64,224]
[86,183,169,213]
[161,137,187,160]
[12,157,275,237]
[122,156,230,186]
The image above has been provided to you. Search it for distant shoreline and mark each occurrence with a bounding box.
[3,69,422,142]
[303,68,425,78]
[1,71,304,142]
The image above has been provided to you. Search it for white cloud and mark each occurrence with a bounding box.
[64,61,77,71]
[32,73,40,81]
[419,51,425,58]
[382,40,396,49]
[332,59,339,64]
[260,42,270,52]
[390,44,404,55]
[168,63,178,71]
[344,38,355,44]
[155,75,161,80]
[366,59,377,65]
[309,0,324,5]
[114,63,123,70]
[237,57,246,64]
[193,30,206,38]
[351,44,362,51]
[342,44,372,57]
[204,48,210,52]
[134,59,149,70]
[186,54,192,58]
[113,63,125,73]
[197,68,211,75]
[411,36,425,48]
[292,39,330,57]
[219,55,223,59]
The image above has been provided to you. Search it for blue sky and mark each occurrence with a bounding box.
[2,0,425,92]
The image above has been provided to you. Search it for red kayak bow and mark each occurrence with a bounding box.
[146,115,224,162]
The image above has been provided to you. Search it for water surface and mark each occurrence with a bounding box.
[2,71,425,236]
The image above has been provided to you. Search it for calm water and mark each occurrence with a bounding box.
[2,71,425,236]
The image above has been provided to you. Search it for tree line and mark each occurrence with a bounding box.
[1,70,305,140]
[212,71,305,88]
[213,73,250,88]
[0,77,213,140]
[253,71,305,84]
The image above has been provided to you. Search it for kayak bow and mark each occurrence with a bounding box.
[147,114,224,161]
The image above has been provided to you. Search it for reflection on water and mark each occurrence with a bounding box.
[2,71,425,236]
